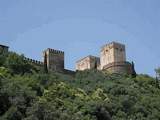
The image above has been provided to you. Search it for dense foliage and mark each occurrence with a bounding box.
[0,52,160,120]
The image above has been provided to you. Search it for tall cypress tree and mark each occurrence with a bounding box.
[44,52,48,73]
[131,61,136,78]
[155,68,160,88]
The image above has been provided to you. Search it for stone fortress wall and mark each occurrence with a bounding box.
[103,61,133,74]
[0,41,135,75]
[0,44,74,74]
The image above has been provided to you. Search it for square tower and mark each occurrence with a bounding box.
[100,42,126,69]
[43,48,64,71]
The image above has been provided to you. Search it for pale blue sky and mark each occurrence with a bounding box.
[0,0,160,76]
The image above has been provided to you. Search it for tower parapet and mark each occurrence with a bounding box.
[47,48,64,54]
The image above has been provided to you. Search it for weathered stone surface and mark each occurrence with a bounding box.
[76,55,100,71]
[43,48,64,72]
[76,41,134,75]
[100,42,126,70]
[103,61,132,74]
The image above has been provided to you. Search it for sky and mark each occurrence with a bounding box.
[0,0,160,76]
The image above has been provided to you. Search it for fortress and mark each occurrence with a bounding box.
[0,41,135,75]
[76,42,135,74]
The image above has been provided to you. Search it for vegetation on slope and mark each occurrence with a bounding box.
[0,52,160,120]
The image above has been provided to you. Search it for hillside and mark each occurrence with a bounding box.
[0,52,160,120]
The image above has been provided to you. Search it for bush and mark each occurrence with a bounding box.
[5,52,34,75]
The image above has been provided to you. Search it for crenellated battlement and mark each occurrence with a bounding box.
[101,41,125,52]
[24,57,44,66]
[47,48,64,54]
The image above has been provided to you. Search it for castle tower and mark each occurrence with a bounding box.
[43,48,64,71]
[100,42,132,74]
[100,42,126,69]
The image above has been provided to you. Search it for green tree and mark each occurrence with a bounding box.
[0,52,8,66]
[155,67,160,79]
[5,52,33,75]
